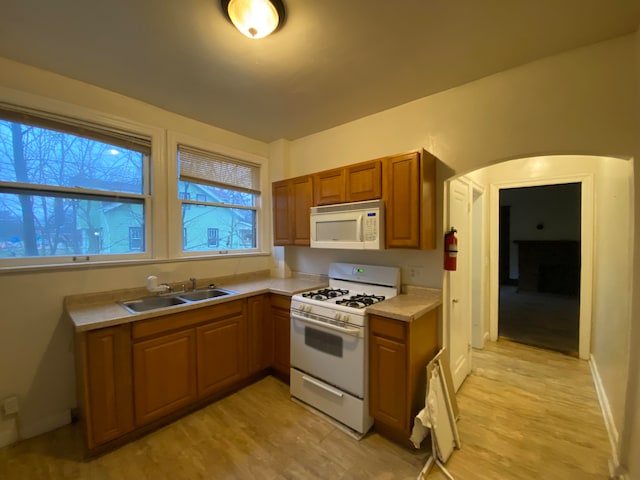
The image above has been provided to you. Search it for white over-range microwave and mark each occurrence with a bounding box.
[310,199,384,250]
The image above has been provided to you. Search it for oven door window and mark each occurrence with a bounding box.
[305,326,343,357]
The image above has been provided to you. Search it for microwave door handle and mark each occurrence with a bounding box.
[357,214,363,241]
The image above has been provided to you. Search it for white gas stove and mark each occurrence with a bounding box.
[289,263,400,437]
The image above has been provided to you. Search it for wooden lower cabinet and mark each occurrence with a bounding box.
[197,311,247,397]
[77,294,292,453]
[133,329,197,425]
[369,309,438,444]
[78,324,134,450]
[370,332,408,432]
[247,294,273,375]
[271,294,291,380]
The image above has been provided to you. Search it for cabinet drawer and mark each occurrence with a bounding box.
[132,299,244,339]
[270,294,291,311]
[370,315,407,341]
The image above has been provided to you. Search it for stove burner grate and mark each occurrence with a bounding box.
[335,294,386,309]
[301,288,349,301]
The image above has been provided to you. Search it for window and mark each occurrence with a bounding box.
[178,145,260,253]
[0,106,150,265]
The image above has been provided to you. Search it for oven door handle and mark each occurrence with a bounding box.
[302,375,344,398]
[291,312,362,336]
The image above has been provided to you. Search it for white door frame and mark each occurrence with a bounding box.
[488,174,594,360]
[470,182,486,349]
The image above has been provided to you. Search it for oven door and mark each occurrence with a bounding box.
[290,311,366,398]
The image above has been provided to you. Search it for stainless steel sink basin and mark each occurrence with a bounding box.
[177,288,234,302]
[120,288,235,314]
[120,295,187,313]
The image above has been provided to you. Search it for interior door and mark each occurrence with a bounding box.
[448,178,471,391]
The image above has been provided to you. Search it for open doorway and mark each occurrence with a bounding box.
[498,183,581,356]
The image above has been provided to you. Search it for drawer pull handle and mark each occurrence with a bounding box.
[302,375,344,398]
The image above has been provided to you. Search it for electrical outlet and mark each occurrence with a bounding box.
[406,265,425,283]
[3,396,19,416]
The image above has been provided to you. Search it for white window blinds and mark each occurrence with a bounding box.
[179,145,260,194]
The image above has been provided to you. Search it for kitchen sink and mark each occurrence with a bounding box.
[120,295,187,313]
[119,287,236,314]
[177,288,234,302]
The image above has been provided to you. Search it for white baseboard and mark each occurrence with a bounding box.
[589,355,620,475]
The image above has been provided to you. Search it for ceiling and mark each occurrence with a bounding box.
[1,1,640,142]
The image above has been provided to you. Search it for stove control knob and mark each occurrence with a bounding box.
[334,312,342,321]
[342,314,350,323]
[304,305,312,313]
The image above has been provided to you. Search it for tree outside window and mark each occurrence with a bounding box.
[0,114,149,262]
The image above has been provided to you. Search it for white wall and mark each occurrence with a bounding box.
[283,34,638,472]
[592,157,634,448]
[619,25,640,480]
[0,58,272,444]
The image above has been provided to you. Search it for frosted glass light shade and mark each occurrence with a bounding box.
[227,0,280,39]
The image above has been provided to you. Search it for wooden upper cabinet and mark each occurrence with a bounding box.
[272,179,292,245]
[291,176,313,245]
[272,175,313,246]
[383,150,436,249]
[273,150,435,249]
[313,160,382,206]
[313,168,346,205]
[346,160,381,202]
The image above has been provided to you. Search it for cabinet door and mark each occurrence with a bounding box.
[271,295,291,380]
[313,168,345,205]
[247,295,273,375]
[346,160,381,202]
[384,152,421,248]
[292,176,313,245]
[370,333,408,432]
[197,313,247,397]
[272,179,292,245]
[83,325,134,448]
[133,329,197,425]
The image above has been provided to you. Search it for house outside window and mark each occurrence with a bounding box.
[0,106,150,266]
[207,227,219,247]
[177,145,260,253]
[129,226,143,251]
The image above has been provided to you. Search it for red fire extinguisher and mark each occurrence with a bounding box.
[444,227,458,271]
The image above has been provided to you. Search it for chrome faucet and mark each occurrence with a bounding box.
[190,277,197,291]
[158,283,173,294]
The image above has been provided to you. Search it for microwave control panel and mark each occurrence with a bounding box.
[364,211,378,241]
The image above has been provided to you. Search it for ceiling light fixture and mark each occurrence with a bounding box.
[221,0,286,39]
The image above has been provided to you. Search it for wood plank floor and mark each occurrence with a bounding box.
[499,285,580,356]
[0,340,610,479]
